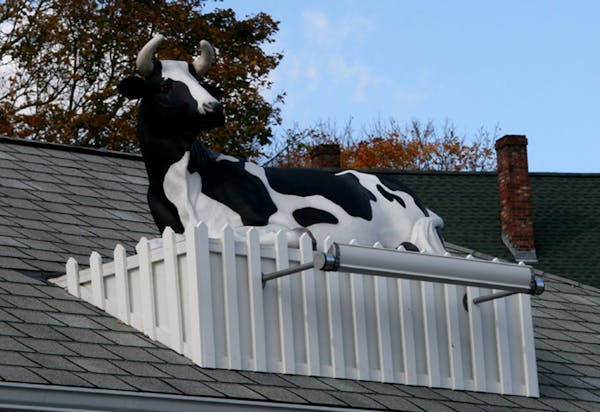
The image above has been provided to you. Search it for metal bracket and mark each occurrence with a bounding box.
[262,262,315,287]
[473,290,518,305]
[463,290,519,311]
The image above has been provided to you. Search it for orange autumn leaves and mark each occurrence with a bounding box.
[0,0,282,158]
[271,120,496,171]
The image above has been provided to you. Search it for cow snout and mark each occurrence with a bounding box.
[203,101,223,116]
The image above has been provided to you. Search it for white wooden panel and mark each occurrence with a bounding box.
[519,294,539,397]
[421,281,441,387]
[386,276,403,383]
[398,278,418,385]
[221,225,241,370]
[444,284,464,389]
[374,274,393,381]
[163,227,184,354]
[290,250,306,374]
[494,291,512,394]
[467,287,486,392]
[299,233,320,375]
[313,243,330,376]
[151,259,169,344]
[66,258,80,298]
[275,230,295,374]
[89,252,104,310]
[479,288,500,394]
[185,223,215,367]
[127,266,143,331]
[350,272,369,380]
[363,243,380,380]
[136,238,157,340]
[323,235,345,378]
[370,242,392,382]
[246,228,266,371]
[102,264,117,317]
[234,250,252,371]
[261,255,280,372]
[113,245,130,324]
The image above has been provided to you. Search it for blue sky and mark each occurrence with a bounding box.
[207,1,599,172]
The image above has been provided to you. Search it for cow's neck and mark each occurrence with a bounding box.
[137,111,197,187]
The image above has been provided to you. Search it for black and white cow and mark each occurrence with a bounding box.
[118,35,446,253]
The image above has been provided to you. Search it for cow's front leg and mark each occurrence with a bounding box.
[147,187,184,234]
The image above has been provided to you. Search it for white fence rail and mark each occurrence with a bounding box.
[53,223,538,397]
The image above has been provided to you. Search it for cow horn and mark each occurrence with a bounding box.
[192,40,215,77]
[136,34,166,77]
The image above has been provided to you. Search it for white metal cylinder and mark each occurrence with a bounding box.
[314,243,538,294]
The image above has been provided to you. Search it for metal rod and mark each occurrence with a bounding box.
[473,290,517,305]
[262,262,315,283]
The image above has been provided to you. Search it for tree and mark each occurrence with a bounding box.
[266,119,497,171]
[0,0,283,158]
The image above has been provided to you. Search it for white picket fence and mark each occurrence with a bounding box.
[53,223,538,397]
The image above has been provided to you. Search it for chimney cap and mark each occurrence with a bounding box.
[495,135,528,150]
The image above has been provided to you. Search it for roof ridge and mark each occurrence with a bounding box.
[0,135,142,161]
[530,172,600,177]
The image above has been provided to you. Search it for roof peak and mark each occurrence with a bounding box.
[0,135,142,161]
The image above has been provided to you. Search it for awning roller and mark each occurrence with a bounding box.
[263,242,545,301]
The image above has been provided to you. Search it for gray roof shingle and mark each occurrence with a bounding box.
[0,137,157,276]
[394,171,600,287]
[0,136,599,410]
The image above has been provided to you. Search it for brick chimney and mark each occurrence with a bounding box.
[495,135,537,263]
[310,143,341,168]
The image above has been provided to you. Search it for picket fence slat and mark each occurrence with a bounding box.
[323,235,345,378]
[246,228,266,371]
[66,258,80,298]
[185,222,215,367]
[136,238,156,340]
[163,227,184,354]
[275,230,295,374]
[114,244,130,324]
[300,233,320,375]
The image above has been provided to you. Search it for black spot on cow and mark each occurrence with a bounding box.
[187,142,277,226]
[400,241,420,252]
[376,175,429,217]
[376,184,406,208]
[265,169,376,221]
[293,207,339,227]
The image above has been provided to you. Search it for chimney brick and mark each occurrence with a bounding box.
[310,144,341,168]
[495,135,537,262]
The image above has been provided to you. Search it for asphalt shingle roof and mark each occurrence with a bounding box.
[1,266,600,411]
[0,136,599,410]
[0,136,158,275]
[391,171,600,287]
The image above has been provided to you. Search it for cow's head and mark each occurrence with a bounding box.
[118,34,225,138]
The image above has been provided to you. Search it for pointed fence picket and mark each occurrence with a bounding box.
[55,223,539,397]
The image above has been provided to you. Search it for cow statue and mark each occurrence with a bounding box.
[118,35,446,253]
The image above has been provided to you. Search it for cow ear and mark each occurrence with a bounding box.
[118,76,149,99]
